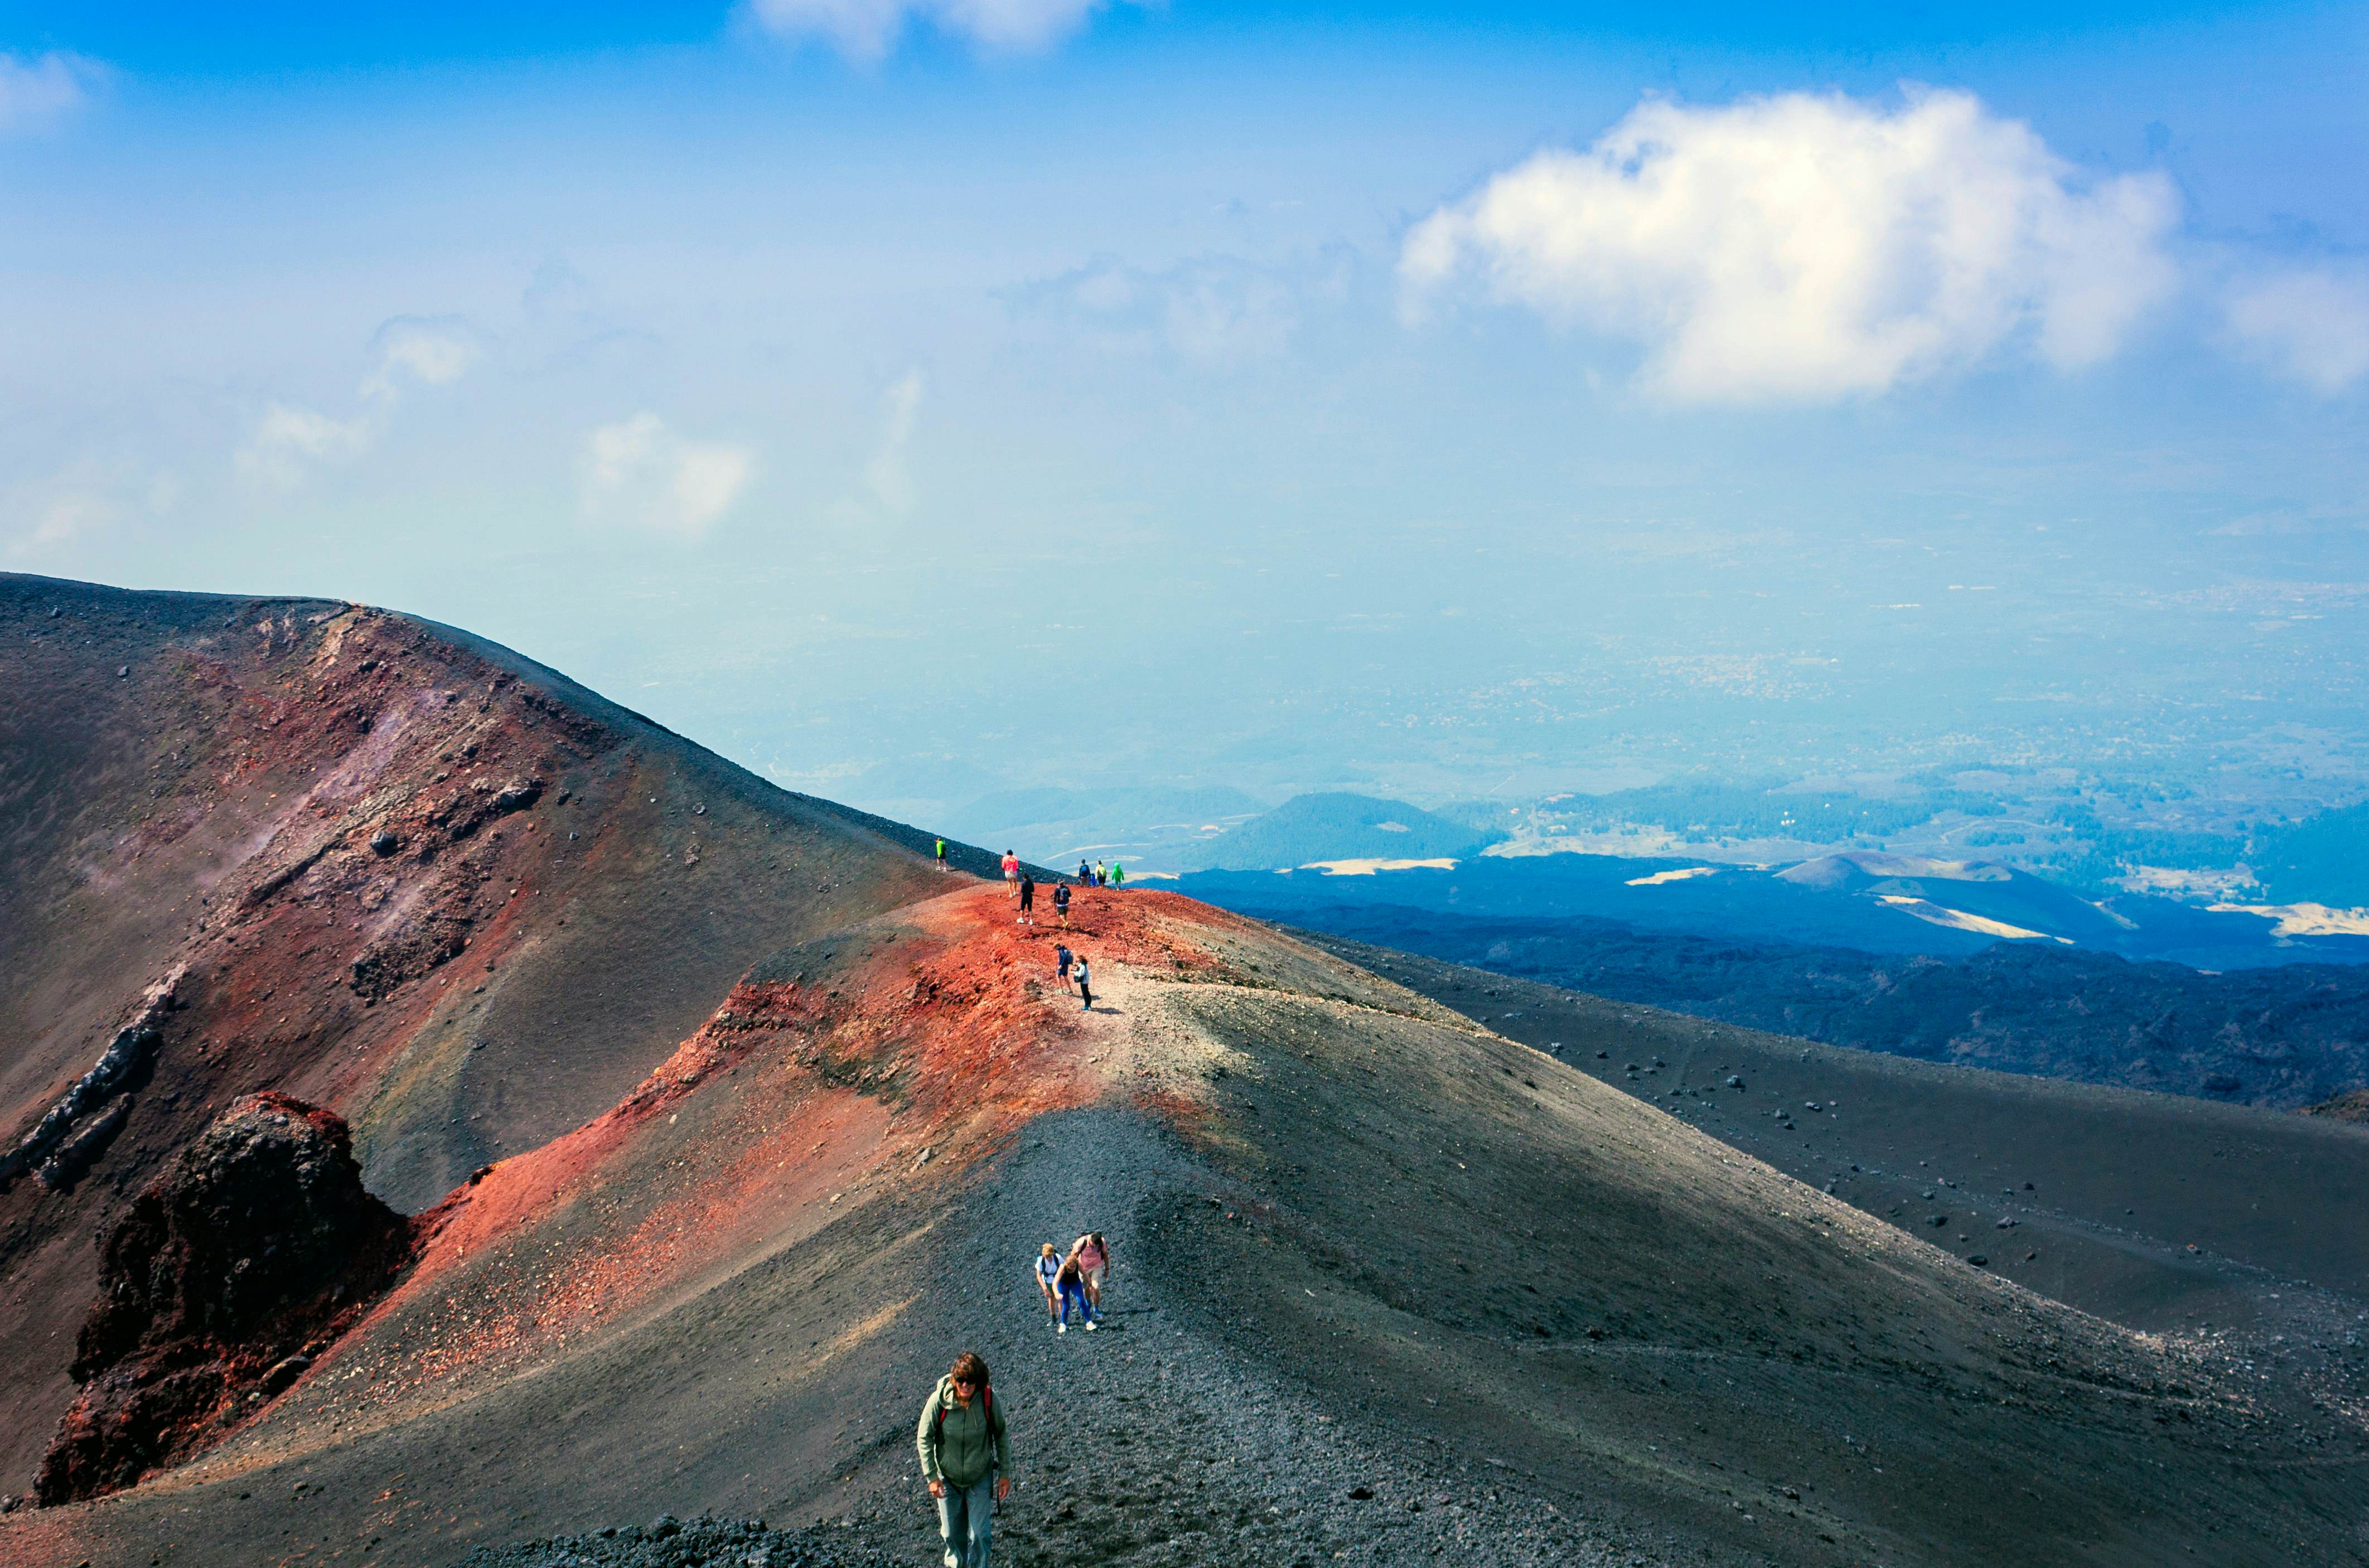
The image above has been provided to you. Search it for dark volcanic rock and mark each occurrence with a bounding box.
[2308,1088,2369,1124]
[36,1092,417,1504]
[1,966,182,1187]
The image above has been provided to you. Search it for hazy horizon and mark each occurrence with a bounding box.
[7,2,2367,825]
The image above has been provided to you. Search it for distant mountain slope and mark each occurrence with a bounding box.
[1228,902,2369,1109]
[1175,790,1505,870]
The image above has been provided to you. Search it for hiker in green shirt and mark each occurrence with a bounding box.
[1109,861,1124,888]
[916,1351,1010,1568]
[935,836,947,870]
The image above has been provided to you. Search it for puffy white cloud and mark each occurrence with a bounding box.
[867,372,925,512]
[362,320,480,398]
[1402,89,2180,403]
[2225,269,2369,394]
[746,0,1110,61]
[236,405,373,489]
[0,50,102,134]
[581,413,755,537]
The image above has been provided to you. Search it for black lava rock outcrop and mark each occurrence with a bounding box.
[447,1516,897,1568]
[36,1092,416,1504]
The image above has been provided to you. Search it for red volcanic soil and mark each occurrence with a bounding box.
[0,573,979,1494]
[6,575,2368,1568]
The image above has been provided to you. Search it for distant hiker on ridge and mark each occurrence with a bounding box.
[1094,859,1108,887]
[1017,873,1036,927]
[916,1351,1010,1568]
[1078,858,1092,884]
[1052,881,1071,927]
[1075,955,1093,1013]
[1109,862,1125,888]
[935,836,947,870]
[1001,849,1021,898]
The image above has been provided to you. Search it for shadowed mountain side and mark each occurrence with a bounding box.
[0,574,1010,1493]
[11,888,2363,1567]
[1288,929,2369,1335]
[1231,902,2369,1109]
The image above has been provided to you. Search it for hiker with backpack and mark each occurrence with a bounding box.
[1109,862,1125,888]
[1055,943,1073,993]
[1033,1243,1063,1322]
[916,1351,1011,1568]
[1052,881,1070,927]
[935,836,948,870]
[1053,1247,1095,1332]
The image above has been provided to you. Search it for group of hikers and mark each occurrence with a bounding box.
[913,1232,1111,1567]
[926,841,1121,1010]
[907,842,1138,1565]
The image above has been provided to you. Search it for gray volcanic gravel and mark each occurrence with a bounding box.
[452,1106,1641,1567]
[448,1515,896,1567]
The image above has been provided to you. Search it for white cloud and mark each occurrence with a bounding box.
[581,413,756,537]
[867,372,925,511]
[236,404,373,489]
[362,320,480,399]
[2225,269,2369,394]
[747,0,1110,61]
[0,50,103,134]
[1402,88,2179,403]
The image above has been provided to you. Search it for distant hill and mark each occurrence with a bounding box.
[1176,791,1506,870]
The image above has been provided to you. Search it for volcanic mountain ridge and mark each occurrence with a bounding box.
[3,573,2366,1568]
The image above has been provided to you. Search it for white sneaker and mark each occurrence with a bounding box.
[1057,1323,1067,1334]
[1084,1320,1098,1332]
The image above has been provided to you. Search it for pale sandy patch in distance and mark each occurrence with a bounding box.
[2208,901,2369,937]
[1877,894,2072,943]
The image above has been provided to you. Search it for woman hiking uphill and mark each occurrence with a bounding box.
[1000,850,1021,899]
[1053,1248,1095,1332]
[916,1351,1011,1568]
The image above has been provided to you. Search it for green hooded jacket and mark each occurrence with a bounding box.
[915,1375,1009,1489]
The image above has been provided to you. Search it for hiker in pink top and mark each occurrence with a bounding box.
[1000,850,1021,898]
[1070,1232,1110,1311]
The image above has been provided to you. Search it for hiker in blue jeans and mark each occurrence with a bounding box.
[1055,1248,1095,1333]
[917,1351,1010,1568]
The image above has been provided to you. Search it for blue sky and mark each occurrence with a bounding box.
[4,1,2367,811]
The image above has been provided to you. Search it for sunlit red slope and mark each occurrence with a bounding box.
[0,573,972,1493]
